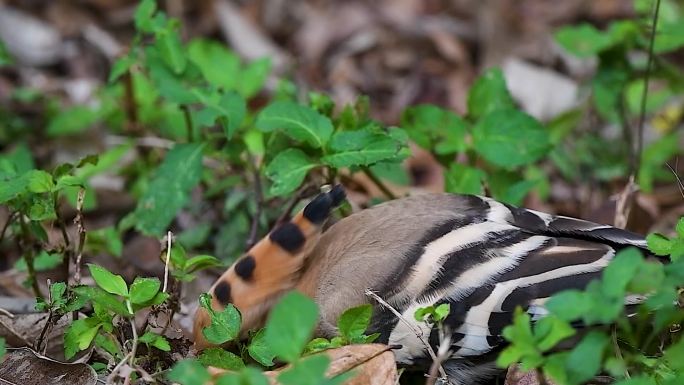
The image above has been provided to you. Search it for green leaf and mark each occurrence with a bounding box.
[654,22,684,53]
[199,294,241,345]
[28,194,57,221]
[473,109,550,169]
[256,101,333,148]
[676,217,684,238]
[185,255,223,274]
[321,129,406,168]
[139,331,171,352]
[0,338,5,360]
[564,331,608,384]
[240,58,271,98]
[72,286,132,317]
[0,170,51,203]
[216,368,270,385]
[533,315,575,351]
[248,329,275,367]
[664,339,684,371]
[546,290,591,321]
[434,303,450,321]
[129,277,161,304]
[555,23,616,57]
[264,149,317,196]
[613,377,657,385]
[304,337,333,354]
[444,164,485,195]
[467,68,515,119]
[199,348,245,370]
[109,54,135,83]
[278,355,344,385]
[195,92,246,139]
[337,304,372,341]
[133,143,205,236]
[167,359,212,385]
[401,105,468,155]
[64,317,101,359]
[47,106,98,137]
[87,264,128,297]
[264,291,319,363]
[134,0,157,33]
[155,23,186,74]
[15,251,62,272]
[188,39,241,91]
[601,248,642,298]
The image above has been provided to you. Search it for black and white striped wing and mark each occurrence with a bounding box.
[383,195,648,364]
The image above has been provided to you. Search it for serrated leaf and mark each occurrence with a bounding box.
[247,329,275,366]
[72,286,132,317]
[401,105,468,155]
[264,149,316,196]
[140,331,171,351]
[256,101,333,148]
[88,264,128,297]
[337,304,372,341]
[199,294,241,345]
[133,143,205,236]
[264,291,319,363]
[321,130,406,168]
[444,164,485,195]
[467,68,515,119]
[64,317,101,359]
[473,109,550,169]
[129,277,161,304]
[199,348,245,370]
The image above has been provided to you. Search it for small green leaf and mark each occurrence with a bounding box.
[133,143,205,236]
[216,368,270,385]
[277,355,345,385]
[401,105,468,155]
[167,359,212,385]
[155,24,186,74]
[321,129,406,168]
[256,101,333,148]
[304,338,332,354]
[199,348,245,370]
[0,338,5,360]
[188,39,240,91]
[264,149,317,196]
[195,92,246,139]
[564,331,609,384]
[444,164,485,195]
[555,24,616,57]
[129,277,161,304]
[546,290,592,321]
[337,304,372,341]
[264,291,319,363]
[72,286,132,317]
[467,68,515,119]
[139,331,171,352]
[654,22,684,54]
[676,217,684,238]
[134,0,157,33]
[473,109,550,169]
[64,317,101,359]
[533,315,575,352]
[185,255,223,274]
[434,303,450,321]
[47,106,98,137]
[240,58,271,98]
[248,329,275,367]
[601,248,642,298]
[199,294,241,345]
[87,264,128,297]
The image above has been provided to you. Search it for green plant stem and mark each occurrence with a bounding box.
[181,105,193,142]
[0,211,16,244]
[18,215,43,299]
[362,167,397,200]
[635,0,661,177]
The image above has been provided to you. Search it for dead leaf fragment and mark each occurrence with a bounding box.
[0,348,97,385]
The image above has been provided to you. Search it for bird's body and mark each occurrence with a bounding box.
[194,187,649,384]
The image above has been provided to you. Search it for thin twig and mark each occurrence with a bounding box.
[426,329,451,385]
[665,162,684,198]
[0,307,14,318]
[73,188,87,285]
[163,231,172,293]
[365,289,448,379]
[181,105,194,142]
[18,215,43,299]
[362,167,397,200]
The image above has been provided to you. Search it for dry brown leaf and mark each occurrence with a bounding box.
[209,344,397,385]
[0,348,97,385]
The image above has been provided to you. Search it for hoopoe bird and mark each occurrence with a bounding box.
[194,185,650,384]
